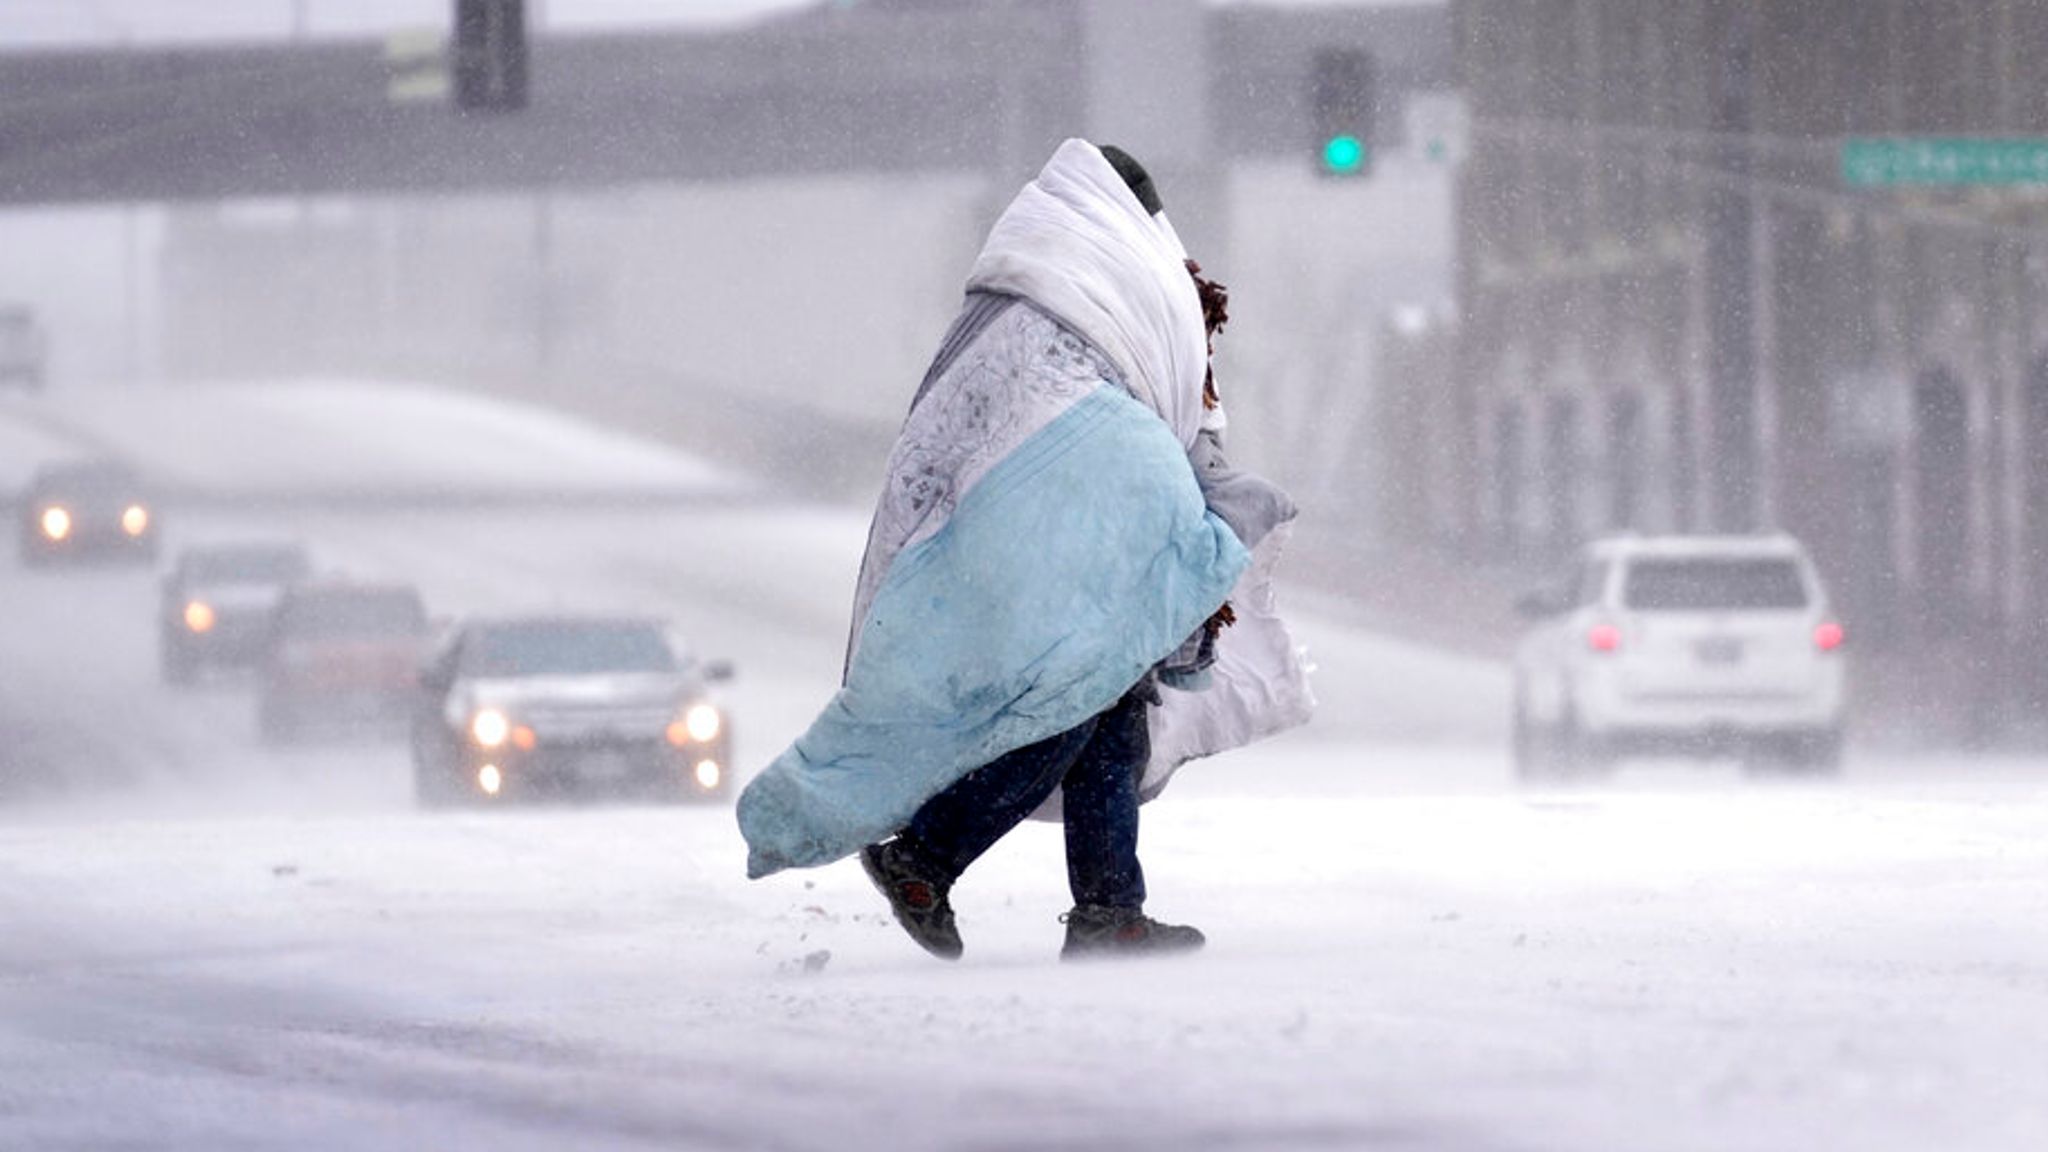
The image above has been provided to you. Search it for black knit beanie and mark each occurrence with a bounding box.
[1098,144,1163,215]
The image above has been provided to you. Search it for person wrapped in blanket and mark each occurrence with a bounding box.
[735,141,1308,961]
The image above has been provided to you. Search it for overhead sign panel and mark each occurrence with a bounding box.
[1842,138,2048,187]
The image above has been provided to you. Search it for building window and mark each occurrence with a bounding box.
[1607,392,1644,531]
[1494,404,1526,552]
[1669,381,1698,533]
[1913,368,1970,615]
[1544,395,1581,549]
[2027,356,2048,628]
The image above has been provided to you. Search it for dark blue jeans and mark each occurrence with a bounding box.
[896,688,1149,909]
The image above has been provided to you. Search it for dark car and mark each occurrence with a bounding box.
[18,460,157,566]
[258,580,429,743]
[410,615,735,808]
[159,542,312,684]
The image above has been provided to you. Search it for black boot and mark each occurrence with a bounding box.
[1059,904,1205,960]
[860,840,963,960]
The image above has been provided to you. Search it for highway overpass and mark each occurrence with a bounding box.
[0,0,1451,206]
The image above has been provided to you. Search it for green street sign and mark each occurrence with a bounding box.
[1842,137,2048,187]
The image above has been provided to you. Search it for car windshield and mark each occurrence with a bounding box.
[186,549,307,583]
[279,591,426,638]
[462,622,677,678]
[1622,558,1809,612]
[38,465,139,496]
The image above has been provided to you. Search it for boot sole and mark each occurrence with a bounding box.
[860,845,963,961]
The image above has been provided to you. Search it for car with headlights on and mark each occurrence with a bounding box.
[18,459,157,566]
[159,542,312,684]
[1511,534,1847,779]
[410,615,736,807]
[257,580,430,743]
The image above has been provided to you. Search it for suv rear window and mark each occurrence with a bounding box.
[1621,558,1809,611]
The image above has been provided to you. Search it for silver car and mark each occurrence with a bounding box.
[410,615,735,807]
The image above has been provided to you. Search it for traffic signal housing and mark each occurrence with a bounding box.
[1310,48,1377,177]
[454,0,528,113]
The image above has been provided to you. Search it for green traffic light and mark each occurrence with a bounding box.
[1322,134,1367,175]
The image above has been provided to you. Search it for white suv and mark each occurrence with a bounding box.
[1511,535,1846,778]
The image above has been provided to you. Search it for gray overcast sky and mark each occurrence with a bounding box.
[0,0,1431,49]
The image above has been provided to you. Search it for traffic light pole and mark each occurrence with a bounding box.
[1702,5,1759,533]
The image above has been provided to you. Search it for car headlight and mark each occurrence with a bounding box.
[693,759,722,790]
[683,703,722,743]
[184,601,216,633]
[470,708,511,749]
[39,506,70,541]
[121,504,150,536]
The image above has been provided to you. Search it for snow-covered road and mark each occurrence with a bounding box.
[1,382,2044,1151]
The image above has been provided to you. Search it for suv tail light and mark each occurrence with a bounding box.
[1587,623,1623,653]
[1814,622,1845,652]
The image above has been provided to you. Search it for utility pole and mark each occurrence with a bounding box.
[114,15,141,384]
[533,189,554,371]
[1702,0,1759,532]
[123,200,139,384]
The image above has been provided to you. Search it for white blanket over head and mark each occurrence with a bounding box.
[967,139,1211,450]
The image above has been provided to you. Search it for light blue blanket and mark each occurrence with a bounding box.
[738,384,1249,878]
